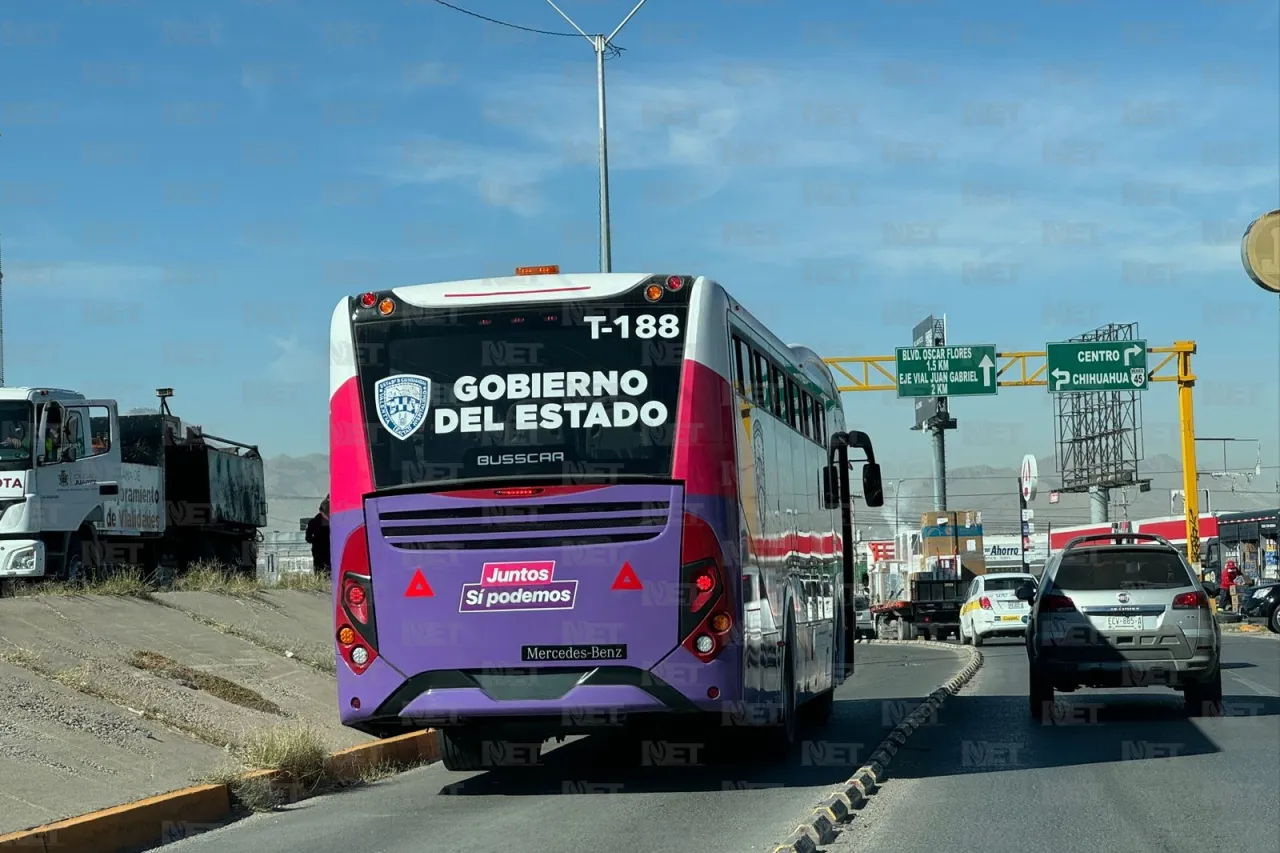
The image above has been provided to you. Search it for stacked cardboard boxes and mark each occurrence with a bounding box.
[918,510,987,579]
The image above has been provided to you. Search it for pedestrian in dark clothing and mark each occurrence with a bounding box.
[306,498,331,577]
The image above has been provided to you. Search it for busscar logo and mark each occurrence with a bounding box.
[477,452,566,467]
[375,373,431,440]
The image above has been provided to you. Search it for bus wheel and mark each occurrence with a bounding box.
[800,688,834,726]
[439,729,485,772]
[439,729,541,771]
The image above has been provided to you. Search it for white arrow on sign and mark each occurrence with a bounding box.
[1123,344,1142,366]
[979,354,994,386]
[1051,367,1070,390]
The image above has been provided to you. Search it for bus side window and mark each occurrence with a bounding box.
[800,392,812,438]
[770,363,785,420]
[814,398,827,445]
[733,336,751,400]
[751,350,769,410]
[786,380,800,431]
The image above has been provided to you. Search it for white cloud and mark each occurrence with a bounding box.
[372,52,1277,243]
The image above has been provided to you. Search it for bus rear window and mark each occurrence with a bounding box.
[353,283,690,488]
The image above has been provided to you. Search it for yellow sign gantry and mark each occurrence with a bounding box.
[823,342,1203,565]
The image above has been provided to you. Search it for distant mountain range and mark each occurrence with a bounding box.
[260,452,1278,536]
[264,453,329,532]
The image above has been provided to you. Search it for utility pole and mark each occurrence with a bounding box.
[927,316,956,511]
[542,0,649,274]
[0,230,5,386]
[1018,478,1030,573]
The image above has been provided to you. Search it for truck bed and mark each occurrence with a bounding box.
[118,413,267,531]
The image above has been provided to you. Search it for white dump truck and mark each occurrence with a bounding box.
[0,386,267,581]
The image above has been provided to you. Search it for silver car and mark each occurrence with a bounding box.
[1018,532,1222,720]
[855,596,874,640]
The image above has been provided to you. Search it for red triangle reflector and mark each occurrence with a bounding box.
[405,569,434,598]
[611,562,643,591]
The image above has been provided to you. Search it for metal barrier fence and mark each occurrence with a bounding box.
[256,531,322,586]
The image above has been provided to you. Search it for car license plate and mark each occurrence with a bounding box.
[1000,615,1020,621]
[1107,616,1142,630]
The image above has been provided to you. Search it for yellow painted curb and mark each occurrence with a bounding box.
[0,785,230,853]
[0,729,440,853]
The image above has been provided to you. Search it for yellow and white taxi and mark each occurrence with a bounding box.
[959,572,1036,646]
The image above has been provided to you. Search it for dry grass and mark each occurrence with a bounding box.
[8,562,332,599]
[13,567,157,599]
[203,725,332,811]
[0,646,237,748]
[127,650,284,716]
[170,563,265,595]
[201,729,432,812]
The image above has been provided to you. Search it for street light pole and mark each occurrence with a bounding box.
[542,0,649,274]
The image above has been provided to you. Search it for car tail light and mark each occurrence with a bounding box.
[979,596,992,610]
[679,512,732,663]
[335,524,379,675]
[1172,590,1209,610]
[1040,594,1076,613]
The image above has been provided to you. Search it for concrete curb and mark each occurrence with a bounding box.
[768,639,982,853]
[0,729,440,853]
[1221,624,1279,639]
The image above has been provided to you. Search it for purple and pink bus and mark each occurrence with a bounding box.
[329,270,884,769]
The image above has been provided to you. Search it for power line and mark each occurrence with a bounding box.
[426,0,625,57]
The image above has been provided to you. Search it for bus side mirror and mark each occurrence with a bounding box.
[862,463,884,507]
[822,465,838,510]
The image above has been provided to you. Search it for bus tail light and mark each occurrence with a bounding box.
[679,512,732,664]
[336,524,379,675]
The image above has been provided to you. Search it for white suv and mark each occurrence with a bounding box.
[1019,533,1222,720]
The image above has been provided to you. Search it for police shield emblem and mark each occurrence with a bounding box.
[374,374,432,440]
[1130,368,1146,387]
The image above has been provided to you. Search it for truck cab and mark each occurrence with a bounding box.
[0,387,121,580]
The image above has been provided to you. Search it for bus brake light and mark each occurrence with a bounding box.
[359,292,376,307]
[336,525,379,675]
[679,512,731,664]
[516,265,559,275]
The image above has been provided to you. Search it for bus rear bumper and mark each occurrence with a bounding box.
[343,664,730,737]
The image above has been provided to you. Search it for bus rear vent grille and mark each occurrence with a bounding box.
[377,500,672,551]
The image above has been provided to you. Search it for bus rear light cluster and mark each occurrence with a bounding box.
[679,512,734,664]
[336,524,379,676]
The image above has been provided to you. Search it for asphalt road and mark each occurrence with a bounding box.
[829,633,1280,853]
[159,642,964,853]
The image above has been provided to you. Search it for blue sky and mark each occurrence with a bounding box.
[2,0,1278,482]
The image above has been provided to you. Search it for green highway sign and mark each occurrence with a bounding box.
[1045,340,1149,394]
[895,345,999,398]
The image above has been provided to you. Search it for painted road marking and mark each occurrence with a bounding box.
[1226,671,1279,697]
